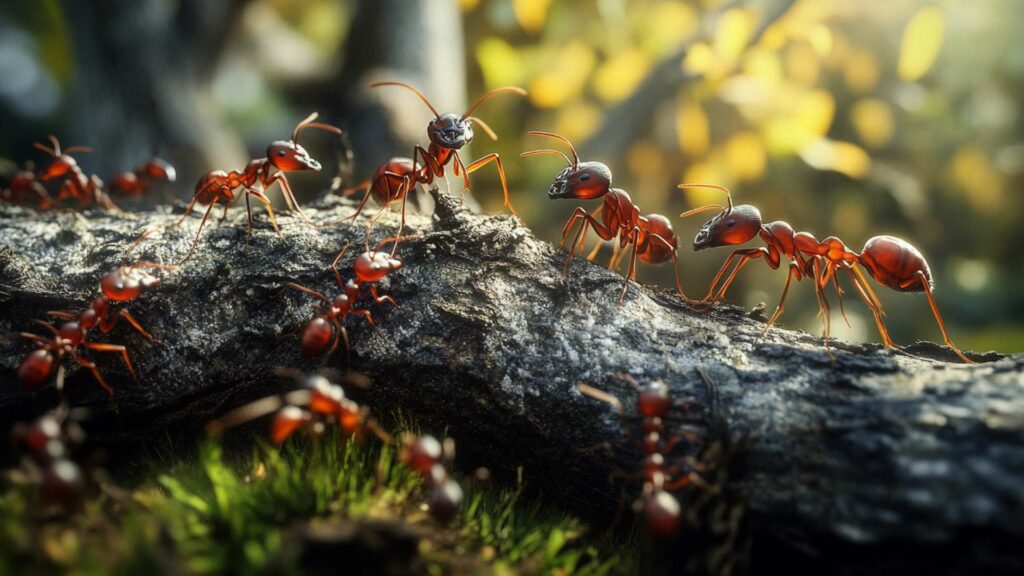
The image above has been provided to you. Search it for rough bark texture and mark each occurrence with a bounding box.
[0,194,1022,574]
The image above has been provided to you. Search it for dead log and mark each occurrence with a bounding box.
[0,192,1021,574]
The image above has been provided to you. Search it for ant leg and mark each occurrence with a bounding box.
[394,176,413,252]
[910,271,974,363]
[331,240,352,289]
[465,153,519,220]
[247,189,281,234]
[648,233,690,302]
[757,261,801,342]
[47,311,77,320]
[268,173,312,224]
[205,395,286,436]
[244,189,254,244]
[811,260,834,358]
[821,262,853,329]
[453,152,471,203]
[700,249,768,310]
[83,342,139,386]
[71,355,114,396]
[619,227,641,303]
[369,285,399,307]
[112,310,155,341]
[340,179,370,198]
[173,195,200,228]
[15,332,53,344]
[284,283,332,305]
[585,206,606,261]
[350,308,377,328]
[216,201,230,225]
[31,320,60,336]
[177,202,217,265]
[843,266,896,348]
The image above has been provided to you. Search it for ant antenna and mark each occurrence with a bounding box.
[520,148,573,167]
[466,116,498,140]
[372,81,441,118]
[292,112,343,142]
[461,86,527,120]
[527,131,579,167]
[677,183,733,217]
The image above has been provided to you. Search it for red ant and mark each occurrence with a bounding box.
[680,184,974,363]
[34,135,119,210]
[400,434,463,525]
[342,82,527,241]
[14,261,172,394]
[1,161,53,208]
[521,131,688,303]
[205,370,389,445]
[173,113,341,264]
[110,158,177,197]
[11,405,94,509]
[579,376,701,539]
[284,235,409,358]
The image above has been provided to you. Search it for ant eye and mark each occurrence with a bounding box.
[726,219,736,227]
[277,150,286,157]
[579,173,591,181]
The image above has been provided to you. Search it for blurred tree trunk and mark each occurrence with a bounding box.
[329,0,465,203]
[61,0,252,187]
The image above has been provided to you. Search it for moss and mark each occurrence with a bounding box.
[0,431,635,575]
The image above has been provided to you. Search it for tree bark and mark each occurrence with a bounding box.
[0,195,1021,574]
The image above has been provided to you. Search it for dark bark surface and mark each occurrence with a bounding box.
[0,193,1021,574]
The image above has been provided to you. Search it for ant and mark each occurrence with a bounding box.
[173,112,341,264]
[680,184,974,363]
[110,157,177,198]
[400,433,463,525]
[521,131,688,303]
[1,161,52,208]
[14,261,172,394]
[579,376,701,539]
[10,405,95,509]
[205,370,389,445]
[34,135,119,210]
[283,234,409,359]
[342,82,527,241]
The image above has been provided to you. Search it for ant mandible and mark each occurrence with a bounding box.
[1,161,52,208]
[174,112,341,264]
[34,135,119,210]
[284,234,408,359]
[579,376,702,539]
[521,131,688,303]
[343,81,527,240]
[110,158,177,198]
[680,183,974,363]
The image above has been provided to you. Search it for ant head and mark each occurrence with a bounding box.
[692,205,762,250]
[355,250,403,283]
[373,81,524,149]
[521,131,613,199]
[428,113,474,150]
[35,135,90,181]
[637,380,670,417]
[268,112,342,172]
[678,184,761,250]
[267,141,320,172]
[549,161,613,200]
[142,158,176,182]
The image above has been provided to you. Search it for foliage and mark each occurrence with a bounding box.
[0,430,633,575]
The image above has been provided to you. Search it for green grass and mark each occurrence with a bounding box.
[0,431,635,575]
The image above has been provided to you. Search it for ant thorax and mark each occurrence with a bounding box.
[428,113,473,149]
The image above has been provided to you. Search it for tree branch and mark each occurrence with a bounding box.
[0,195,1020,572]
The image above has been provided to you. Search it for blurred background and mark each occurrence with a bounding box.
[1,0,1021,353]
